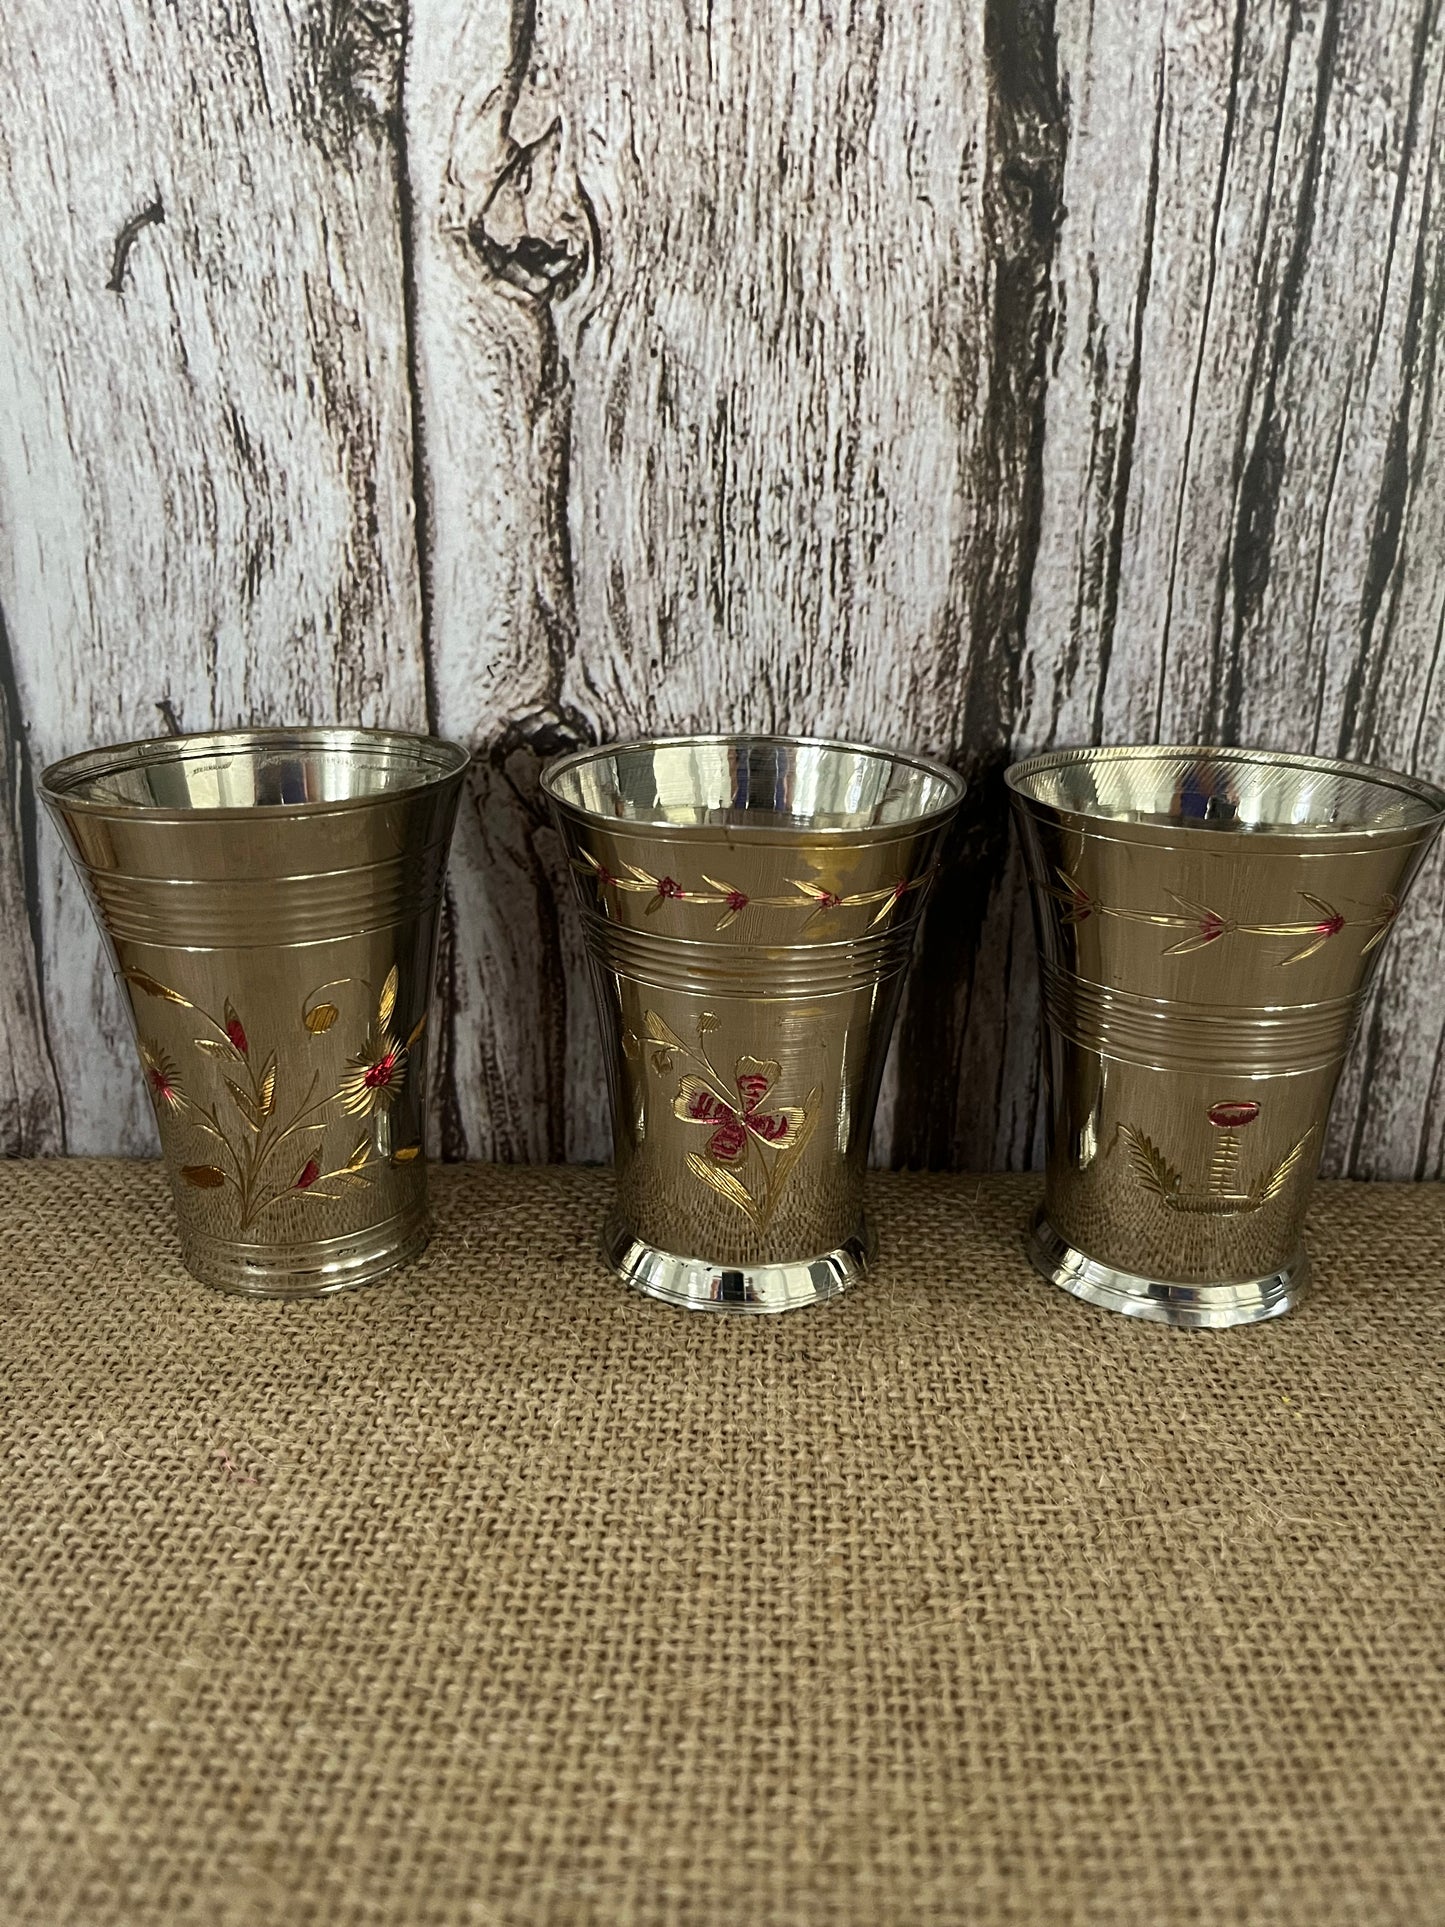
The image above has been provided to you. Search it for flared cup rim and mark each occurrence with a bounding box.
[39,725,472,824]
[540,731,966,840]
[1004,741,1445,838]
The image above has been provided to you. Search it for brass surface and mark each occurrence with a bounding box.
[1008,744,1445,1325]
[544,734,964,1309]
[41,727,469,1295]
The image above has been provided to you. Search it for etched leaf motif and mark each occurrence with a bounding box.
[406,1011,428,1048]
[345,1138,371,1172]
[684,1151,760,1225]
[194,1037,238,1059]
[225,1079,260,1130]
[257,1055,277,1118]
[697,1012,721,1035]
[392,1143,422,1163]
[644,1009,687,1053]
[1254,1132,1314,1204]
[377,965,398,1030]
[180,1164,226,1189]
[304,1002,339,1035]
[223,999,248,1056]
[1119,1125,1177,1199]
[764,1089,822,1201]
[123,969,192,1008]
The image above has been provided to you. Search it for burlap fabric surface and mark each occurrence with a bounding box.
[3,1161,1443,1927]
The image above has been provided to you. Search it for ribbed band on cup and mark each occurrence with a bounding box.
[78,841,451,947]
[1039,957,1360,1076]
[582,909,918,999]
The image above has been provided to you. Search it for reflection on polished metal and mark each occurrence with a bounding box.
[543,735,965,1311]
[1008,744,1445,1327]
[41,727,469,1296]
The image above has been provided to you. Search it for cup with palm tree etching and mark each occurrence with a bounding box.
[41,726,469,1296]
[543,734,965,1312]
[1007,744,1445,1328]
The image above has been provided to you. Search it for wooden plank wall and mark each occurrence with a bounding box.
[1,0,1441,1176]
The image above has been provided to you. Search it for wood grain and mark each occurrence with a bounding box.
[2,0,1442,1176]
[1015,0,1445,1178]
[0,0,426,1153]
[405,0,598,1162]
[0,608,62,1155]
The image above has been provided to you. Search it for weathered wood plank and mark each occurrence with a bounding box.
[4,0,1443,1177]
[408,0,1445,1175]
[405,0,599,1161]
[0,610,63,1155]
[0,0,427,1152]
[1010,0,1445,1178]
[409,0,1049,1161]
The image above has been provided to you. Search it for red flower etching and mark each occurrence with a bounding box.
[1161,898,1238,956]
[1275,893,1347,964]
[339,1027,407,1117]
[1054,879,1381,967]
[572,851,935,932]
[140,1042,185,1112]
[1207,1100,1261,1130]
[645,874,686,916]
[120,964,418,1231]
[674,1058,804,1164]
[1051,869,1094,924]
[700,875,753,931]
[640,1011,822,1230]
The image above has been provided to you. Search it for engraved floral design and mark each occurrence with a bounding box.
[140,1042,184,1112]
[575,851,933,933]
[337,966,408,1117]
[1047,869,1399,967]
[1118,1101,1312,1216]
[123,963,426,1229]
[674,1062,804,1162]
[637,1009,820,1229]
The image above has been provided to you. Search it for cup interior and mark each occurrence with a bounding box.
[1007,747,1445,835]
[42,728,469,816]
[544,737,962,833]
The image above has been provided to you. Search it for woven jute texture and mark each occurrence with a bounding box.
[3,1161,1443,1927]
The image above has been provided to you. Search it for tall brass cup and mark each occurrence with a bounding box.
[544,735,964,1311]
[41,727,469,1296]
[1007,745,1445,1327]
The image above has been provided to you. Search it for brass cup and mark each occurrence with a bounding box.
[1007,744,1445,1327]
[41,727,469,1296]
[543,734,965,1312]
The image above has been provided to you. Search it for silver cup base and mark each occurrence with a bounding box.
[1027,1211,1306,1330]
[603,1211,872,1313]
[180,1204,430,1298]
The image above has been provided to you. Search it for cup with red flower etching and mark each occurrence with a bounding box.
[1007,744,1445,1328]
[41,726,469,1295]
[542,734,964,1311]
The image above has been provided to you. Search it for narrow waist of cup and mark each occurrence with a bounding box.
[582,909,918,1000]
[1039,958,1361,1076]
